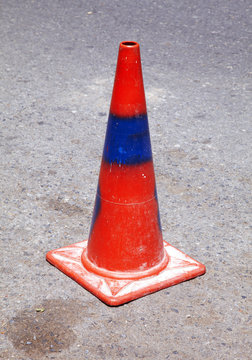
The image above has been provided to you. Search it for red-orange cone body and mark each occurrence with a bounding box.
[81,42,168,278]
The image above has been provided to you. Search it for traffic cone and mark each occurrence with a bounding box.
[46,41,205,306]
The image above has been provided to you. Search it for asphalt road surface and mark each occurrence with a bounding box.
[1,0,251,359]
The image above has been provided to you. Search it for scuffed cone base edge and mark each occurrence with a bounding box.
[46,240,206,306]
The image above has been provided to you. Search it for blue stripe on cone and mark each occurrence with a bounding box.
[89,185,101,235]
[103,114,152,165]
[155,186,162,231]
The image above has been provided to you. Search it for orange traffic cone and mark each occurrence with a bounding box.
[46,41,205,306]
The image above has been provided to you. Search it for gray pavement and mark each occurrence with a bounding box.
[0,0,251,359]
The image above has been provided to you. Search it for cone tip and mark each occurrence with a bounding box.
[110,41,146,117]
[120,41,139,48]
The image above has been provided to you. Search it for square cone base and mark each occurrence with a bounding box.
[46,240,205,306]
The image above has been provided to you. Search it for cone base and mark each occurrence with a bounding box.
[46,240,205,306]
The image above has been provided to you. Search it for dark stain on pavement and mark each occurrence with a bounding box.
[6,299,93,358]
[167,148,187,159]
[48,198,85,216]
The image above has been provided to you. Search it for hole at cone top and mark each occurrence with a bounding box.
[121,41,138,47]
